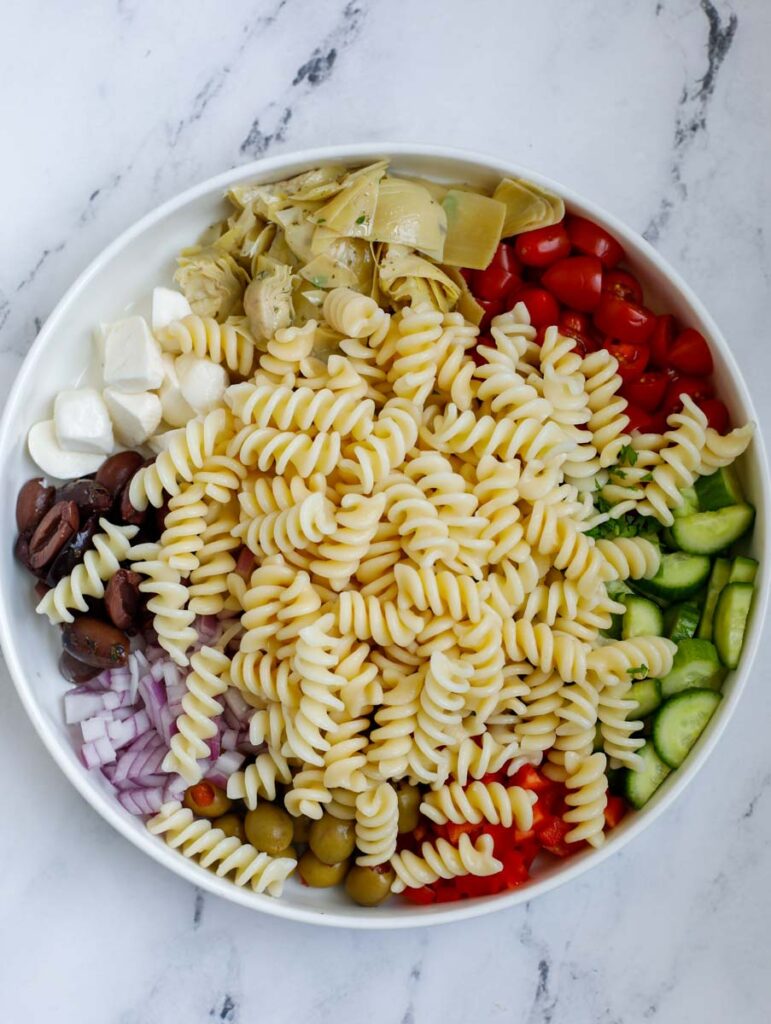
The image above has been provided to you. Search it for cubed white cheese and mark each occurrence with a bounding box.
[103,388,162,447]
[93,322,110,371]
[159,353,195,427]
[28,420,105,479]
[152,287,192,331]
[175,353,227,414]
[103,316,164,393]
[54,388,114,454]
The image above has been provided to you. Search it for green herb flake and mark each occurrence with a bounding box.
[618,444,638,467]
[355,214,366,225]
[627,664,649,679]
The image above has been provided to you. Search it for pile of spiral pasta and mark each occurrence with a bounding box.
[115,287,752,899]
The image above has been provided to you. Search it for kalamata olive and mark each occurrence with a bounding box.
[28,500,79,569]
[16,478,55,535]
[56,479,112,518]
[153,497,170,536]
[14,533,45,578]
[46,515,99,586]
[58,650,101,684]
[104,569,143,629]
[95,451,144,498]
[117,481,146,527]
[62,616,129,668]
[34,580,50,601]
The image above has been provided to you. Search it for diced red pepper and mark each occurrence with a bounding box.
[604,795,627,830]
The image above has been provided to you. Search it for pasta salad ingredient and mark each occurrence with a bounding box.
[15,160,758,911]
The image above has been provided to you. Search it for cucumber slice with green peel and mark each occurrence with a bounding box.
[652,690,722,768]
[592,723,603,752]
[624,741,671,809]
[634,551,712,601]
[697,558,731,640]
[628,678,662,718]
[661,527,677,549]
[673,486,700,518]
[670,504,755,556]
[660,639,722,698]
[664,602,701,643]
[695,466,745,511]
[621,596,664,639]
[729,556,758,585]
[714,582,754,669]
[607,579,634,599]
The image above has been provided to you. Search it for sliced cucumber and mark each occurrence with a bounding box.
[624,741,671,809]
[671,504,755,556]
[729,556,758,585]
[659,638,722,699]
[652,690,722,768]
[673,486,700,518]
[621,596,664,639]
[695,466,744,511]
[628,678,662,719]
[593,723,603,752]
[663,601,701,643]
[697,558,731,640]
[635,551,712,601]
[713,582,754,669]
[606,579,633,600]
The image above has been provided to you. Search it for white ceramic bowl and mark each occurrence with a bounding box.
[1,144,767,929]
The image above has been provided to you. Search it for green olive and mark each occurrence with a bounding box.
[183,782,231,819]
[244,804,294,855]
[212,814,246,842]
[309,815,356,865]
[298,850,349,887]
[396,782,421,834]
[280,844,298,862]
[292,815,312,844]
[345,864,395,907]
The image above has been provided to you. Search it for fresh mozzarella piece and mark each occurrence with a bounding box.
[175,353,227,414]
[28,420,105,479]
[93,322,110,370]
[152,287,192,331]
[103,316,164,393]
[54,388,114,454]
[159,353,195,427]
[103,388,162,446]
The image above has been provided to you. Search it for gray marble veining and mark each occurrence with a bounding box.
[2,1,771,1021]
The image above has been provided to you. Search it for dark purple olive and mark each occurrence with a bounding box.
[117,481,147,527]
[59,650,101,684]
[61,616,129,668]
[29,500,79,570]
[95,451,145,499]
[14,533,45,578]
[46,516,99,586]
[104,569,143,630]
[34,580,51,601]
[153,497,171,537]
[16,478,55,536]
[234,546,256,582]
[56,479,112,518]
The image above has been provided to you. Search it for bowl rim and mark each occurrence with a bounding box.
[1,141,768,929]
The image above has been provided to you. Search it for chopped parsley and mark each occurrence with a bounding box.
[355,214,367,225]
[618,444,638,467]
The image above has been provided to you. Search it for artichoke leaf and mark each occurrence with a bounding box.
[309,160,388,237]
[243,261,294,341]
[378,244,460,312]
[369,177,447,260]
[442,267,485,326]
[441,190,506,269]
[493,177,565,236]
[175,246,249,321]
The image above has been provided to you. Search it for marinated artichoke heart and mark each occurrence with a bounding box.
[493,177,566,236]
[370,177,448,261]
[441,190,506,270]
[379,244,460,313]
[244,260,294,340]
[175,246,249,321]
[308,161,388,237]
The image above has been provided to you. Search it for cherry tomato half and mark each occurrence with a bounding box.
[602,338,649,381]
[621,371,669,412]
[514,223,571,268]
[471,242,521,301]
[476,296,504,332]
[594,293,656,345]
[662,376,714,418]
[699,398,730,433]
[650,314,677,368]
[516,286,561,329]
[668,328,714,377]
[602,268,643,305]
[541,255,603,312]
[565,214,625,268]
[624,402,658,433]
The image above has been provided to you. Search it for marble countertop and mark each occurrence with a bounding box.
[2,0,770,1020]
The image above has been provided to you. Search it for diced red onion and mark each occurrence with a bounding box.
[82,736,116,769]
[223,687,252,722]
[65,691,107,724]
[118,787,165,815]
[81,716,108,742]
[163,775,187,801]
